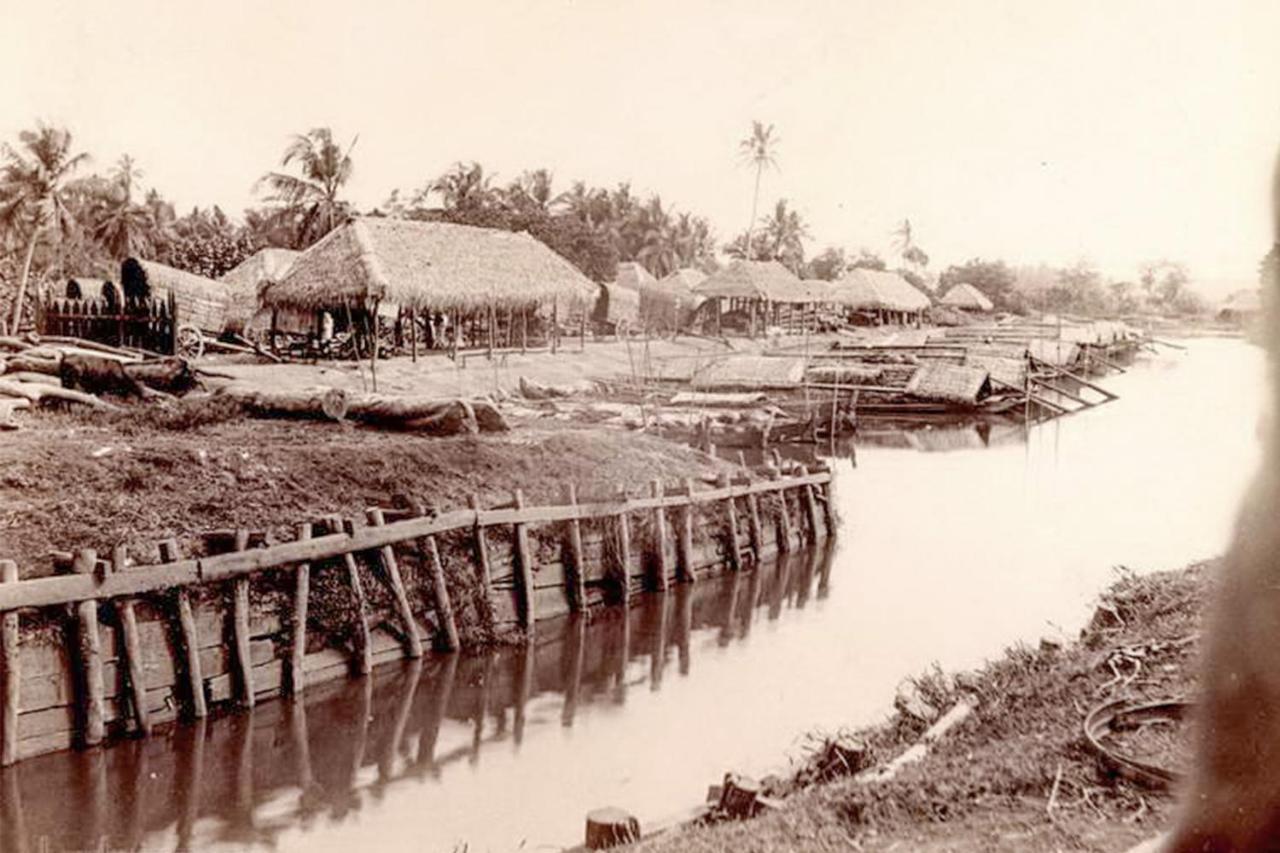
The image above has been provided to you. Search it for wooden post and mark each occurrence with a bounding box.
[72,548,105,747]
[580,310,587,352]
[616,490,632,605]
[410,307,418,363]
[162,539,206,719]
[551,297,559,355]
[229,529,255,709]
[520,307,528,354]
[799,466,822,540]
[718,473,742,571]
[289,522,312,697]
[468,494,495,612]
[744,479,763,563]
[112,545,151,736]
[512,490,536,637]
[1,560,18,766]
[678,478,696,583]
[563,483,587,611]
[819,478,836,533]
[768,470,794,554]
[585,807,640,849]
[408,501,460,653]
[366,508,424,659]
[330,517,372,676]
[649,479,669,591]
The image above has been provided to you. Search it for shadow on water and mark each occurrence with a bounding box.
[1,544,835,853]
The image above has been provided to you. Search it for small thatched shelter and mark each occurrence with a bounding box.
[904,362,992,405]
[121,258,233,333]
[694,260,815,335]
[940,282,994,312]
[829,269,931,324]
[635,267,707,331]
[262,217,596,315]
[591,281,641,330]
[220,247,303,335]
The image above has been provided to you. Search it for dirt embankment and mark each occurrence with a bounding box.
[634,564,1208,853]
[0,406,729,574]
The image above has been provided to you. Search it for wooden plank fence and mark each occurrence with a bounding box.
[0,466,833,765]
[38,295,176,355]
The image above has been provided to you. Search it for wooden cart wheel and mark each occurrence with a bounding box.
[176,325,205,359]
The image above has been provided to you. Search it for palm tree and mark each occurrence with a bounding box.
[425,161,498,213]
[0,123,90,330]
[256,128,356,249]
[507,168,554,211]
[738,121,778,261]
[93,155,156,259]
[761,199,809,274]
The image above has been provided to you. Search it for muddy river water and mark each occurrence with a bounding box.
[2,337,1265,853]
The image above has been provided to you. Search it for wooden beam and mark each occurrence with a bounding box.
[330,517,372,676]
[512,490,536,636]
[799,466,823,539]
[468,495,495,627]
[1,560,18,766]
[678,478,697,583]
[111,545,150,736]
[563,483,587,611]
[718,473,742,571]
[229,530,255,709]
[366,508,424,659]
[649,480,670,591]
[288,522,312,698]
[408,502,459,653]
[162,539,206,720]
[616,490,633,605]
[71,549,105,747]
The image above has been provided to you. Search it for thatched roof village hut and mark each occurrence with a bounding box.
[904,362,992,405]
[615,261,658,292]
[220,247,301,334]
[635,267,707,332]
[693,260,816,334]
[828,268,931,325]
[940,282,994,312]
[121,258,233,334]
[591,280,641,330]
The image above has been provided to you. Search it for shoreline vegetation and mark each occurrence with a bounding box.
[616,561,1208,853]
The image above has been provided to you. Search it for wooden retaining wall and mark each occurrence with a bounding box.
[0,464,834,765]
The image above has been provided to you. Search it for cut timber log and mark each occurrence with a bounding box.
[0,398,28,430]
[0,379,122,412]
[1,354,61,376]
[216,385,348,422]
[1,560,18,766]
[718,772,761,818]
[60,354,145,399]
[669,391,768,407]
[346,395,509,434]
[123,358,197,394]
[585,807,641,849]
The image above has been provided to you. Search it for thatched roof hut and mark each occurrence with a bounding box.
[636,268,707,329]
[904,362,992,405]
[65,277,122,305]
[592,281,641,327]
[940,282,994,312]
[661,268,708,293]
[261,217,597,314]
[121,258,232,333]
[220,248,301,333]
[693,260,806,302]
[829,269,931,311]
[798,279,834,303]
[615,261,658,292]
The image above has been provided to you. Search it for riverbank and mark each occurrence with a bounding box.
[630,561,1207,853]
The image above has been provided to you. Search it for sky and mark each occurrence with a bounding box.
[2,0,1278,293]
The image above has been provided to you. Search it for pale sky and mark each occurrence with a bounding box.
[3,0,1278,292]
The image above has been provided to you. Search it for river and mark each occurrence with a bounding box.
[2,336,1265,853]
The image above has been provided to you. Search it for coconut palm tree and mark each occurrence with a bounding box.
[425,161,499,214]
[761,199,810,274]
[0,123,90,331]
[738,120,778,261]
[93,155,157,259]
[256,127,356,249]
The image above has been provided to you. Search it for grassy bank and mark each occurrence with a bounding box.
[633,563,1208,853]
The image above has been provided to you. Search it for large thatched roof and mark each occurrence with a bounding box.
[615,261,658,292]
[121,258,232,332]
[220,248,300,331]
[940,282,994,311]
[660,268,708,293]
[693,260,806,302]
[905,362,992,405]
[262,217,597,313]
[829,269,931,311]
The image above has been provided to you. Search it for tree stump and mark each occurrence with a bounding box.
[718,772,761,818]
[585,806,641,849]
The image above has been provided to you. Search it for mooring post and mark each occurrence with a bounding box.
[616,488,633,605]
[767,467,794,554]
[744,475,763,564]
[331,517,372,676]
[467,494,495,618]
[718,473,742,571]
[649,479,670,591]
[288,522,312,698]
[112,545,151,735]
[161,539,206,719]
[1,559,19,766]
[678,478,697,583]
[71,548,106,748]
[367,508,424,658]
[818,470,836,533]
[799,466,823,540]
[229,529,256,709]
[512,489,537,637]
[410,501,460,653]
[563,483,587,611]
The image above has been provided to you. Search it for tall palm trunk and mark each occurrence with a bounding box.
[10,225,40,332]
[744,163,763,261]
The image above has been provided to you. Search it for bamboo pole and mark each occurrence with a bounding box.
[367,508,424,658]
[718,473,742,571]
[111,545,150,736]
[330,517,372,676]
[230,529,256,709]
[512,490,536,637]
[1,559,18,766]
[563,483,587,611]
[649,479,669,591]
[72,548,105,747]
[289,522,312,698]
[162,539,206,719]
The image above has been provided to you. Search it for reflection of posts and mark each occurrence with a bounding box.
[514,641,534,747]
[471,653,494,765]
[650,592,669,691]
[719,573,742,647]
[289,700,321,820]
[769,553,794,620]
[76,745,106,852]
[123,741,151,850]
[1,750,26,853]
[741,565,762,638]
[817,541,834,600]
[233,711,256,834]
[562,616,586,727]
[416,653,457,775]
[613,607,631,703]
[382,657,422,781]
[676,586,693,676]
[175,718,207,851]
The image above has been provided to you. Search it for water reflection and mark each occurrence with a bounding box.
[2,546,833,853]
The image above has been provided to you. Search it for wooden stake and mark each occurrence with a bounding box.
[616,490,633,605]
[819,479,836,532]
[408,501,459,652]
[718,473,742,571]
[71,548,105,747]
[563,483,587,611]
[366,508,424,659]
[769,471,794,554]
[512,490,536,636]
[289,522,312,698]
[678,478,696,583]
[799,466,822,540]
[1,560,18,766]
[330,517,372,676]
[468,495,495,625]
[162,540,206,719]
[230,529,255,709]
[112,545,151,736]
[745,481,763,563]
[649,479,669,591]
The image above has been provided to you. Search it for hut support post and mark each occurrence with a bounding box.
[72,549,106,747]
[368,302,380,392]
[2,559,19,766]
[649,479,670,591]
[410,307,418,362]
[520,307,528,354]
